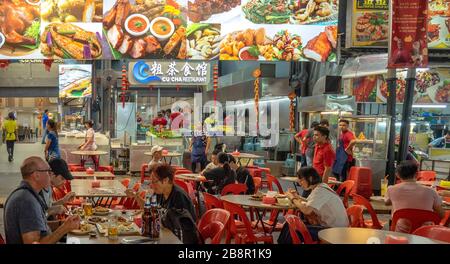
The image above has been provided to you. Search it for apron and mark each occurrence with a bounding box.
[332,139,348,176]
[191,136,206,163]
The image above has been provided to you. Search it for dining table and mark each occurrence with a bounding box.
[318,227,446,244]
[71,171,115,180]
[144,152,182,165]
[71,150,108,170]
[71,179,127,207]
[66,210,182,244]
[280,176,342,193]
[221,194,296,235]
[230,153,265,167]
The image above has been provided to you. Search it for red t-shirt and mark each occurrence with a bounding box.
[152,117,167,126]
[340,130,356,161]
[296,129,309,154]
[170,112,181,121]
[313,142,336,177]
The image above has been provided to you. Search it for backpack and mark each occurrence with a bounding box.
[161,208,202,244]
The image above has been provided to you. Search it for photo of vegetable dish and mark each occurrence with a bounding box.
[242,0,338,25]
[0,0,41,57]
[416,71,440,94]
[40,23,102,59]
[434,81,450,103]
[186,23,222,60]
[103,0,186,59]
[41,0,103,23]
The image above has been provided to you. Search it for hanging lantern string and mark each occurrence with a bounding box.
[253,69,261,130]
[288,92,296,132]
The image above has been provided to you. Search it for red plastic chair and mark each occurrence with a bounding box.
[203,192,224,210]
[197,208,230,244]
[121,178,131,188]
[69,166,86,172]
[52,186,66,201]
[114,182,141,210]
[221,183,248,196]
[140,164,150,184]
[130,190,147,209]
[175,169,194,175]
[351,194,386,229]
[348,167,372,199]
[391,209,441,233]
[266,174,284,194]
[253,177,262,194]
[440,211,450,227]
[416,171,436,182]
[327,176,337,189]
[223,201,273,244]
[346,205,365,228]
[98,166,114,174]
[336,180,355,208]
[284,214,315,244]
[174,179,197,203]
[0,233,5,244]
[413,225,450,243]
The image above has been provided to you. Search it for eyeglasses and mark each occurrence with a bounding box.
[34,169,53,174]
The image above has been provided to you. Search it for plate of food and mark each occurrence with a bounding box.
[0,0,41,58]
[41,0,103,23]
[370,196,385,202]
[354,12,389,43]
[70,222,95,235]
[250,192,264,201]
[378,77,407,103]
[93,206,112,216]
[188,0,241,24]
[102,0,187,59]
[186,23,222,60]
[40,22,103,59]
[290,0,339,25]
[428,80,450,103]
[219,28,273,61]
[87,216,109,225]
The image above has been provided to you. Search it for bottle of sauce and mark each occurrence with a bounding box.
[142,195,152,237]
[150,195,161,240]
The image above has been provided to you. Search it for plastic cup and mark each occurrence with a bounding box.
[380,179,388,197]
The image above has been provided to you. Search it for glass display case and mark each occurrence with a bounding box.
[345,115,391,191]
[346,115,390,160]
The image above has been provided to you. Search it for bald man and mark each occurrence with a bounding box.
[3,156,80,244]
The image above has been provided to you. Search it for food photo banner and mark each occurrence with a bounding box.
[388,0,428,68]
[348,0,450,50]
[0,0,338,62]
[346,68,450,104]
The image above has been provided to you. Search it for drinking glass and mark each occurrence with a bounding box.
[380,179,388,197]
[82,202,93,216]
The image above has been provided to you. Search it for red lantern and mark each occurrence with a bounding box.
[253,68,260,130]
[288,92,296,132]
[43,59,53,72]
[121,64,128,108]
[213,65,219,106]
[0,59,10,69]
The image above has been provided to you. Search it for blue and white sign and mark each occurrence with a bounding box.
[129,60,210,86]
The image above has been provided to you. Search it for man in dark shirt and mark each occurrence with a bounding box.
[126,164,196,221]
[4,156,79,244]
[229,155,255,194]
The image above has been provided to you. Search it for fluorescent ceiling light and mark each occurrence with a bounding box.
[412,104,447,109]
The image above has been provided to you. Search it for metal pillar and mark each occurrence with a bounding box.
[398,68,416,163]
[386,69,397,185]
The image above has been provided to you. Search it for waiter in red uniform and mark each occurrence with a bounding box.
[336,119,356,181]
[313,126,336,184]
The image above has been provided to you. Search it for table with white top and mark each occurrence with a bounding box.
[231,153,265,167]
[71,150,109,170]
[71,179,126,207]
[144,152,182,165]
[71,171,115,180]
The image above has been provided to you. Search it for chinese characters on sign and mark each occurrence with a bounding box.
[388,0,429,68]
[356,0,389,10]
[129,61,210,86]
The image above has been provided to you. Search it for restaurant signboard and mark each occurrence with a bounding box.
[128,60,210,86]
[388,0,428,68]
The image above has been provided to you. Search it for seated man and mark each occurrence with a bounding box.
[148,145,164,168]
[201,149,220,175]
[281,167,348,243]
[229,155,255,195]
[39,158,76,230]
[126,164,196,221]
[3,156,80,244]
[202,152,236,195]
[385,160,444,233]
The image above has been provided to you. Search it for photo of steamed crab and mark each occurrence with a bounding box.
[40,23,103,59]
[186,23,222,60]
[102,0,187,59]
[0,0,41,58]
[41,0,103,23]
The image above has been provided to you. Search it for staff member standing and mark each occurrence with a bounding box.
[78,120,98,169]
[189,123,210,173]
[294,126,310,167]
[41,110,49,144]
[333,119,356,182]
[313,126,335,184]
[2,112,18,162]
[303,121,319,167]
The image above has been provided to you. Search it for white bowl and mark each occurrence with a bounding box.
[149,17,175,42]
[0,32,5,49]
[25,0,41,5]
[238,46,260,61]
[124,14,150,37]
